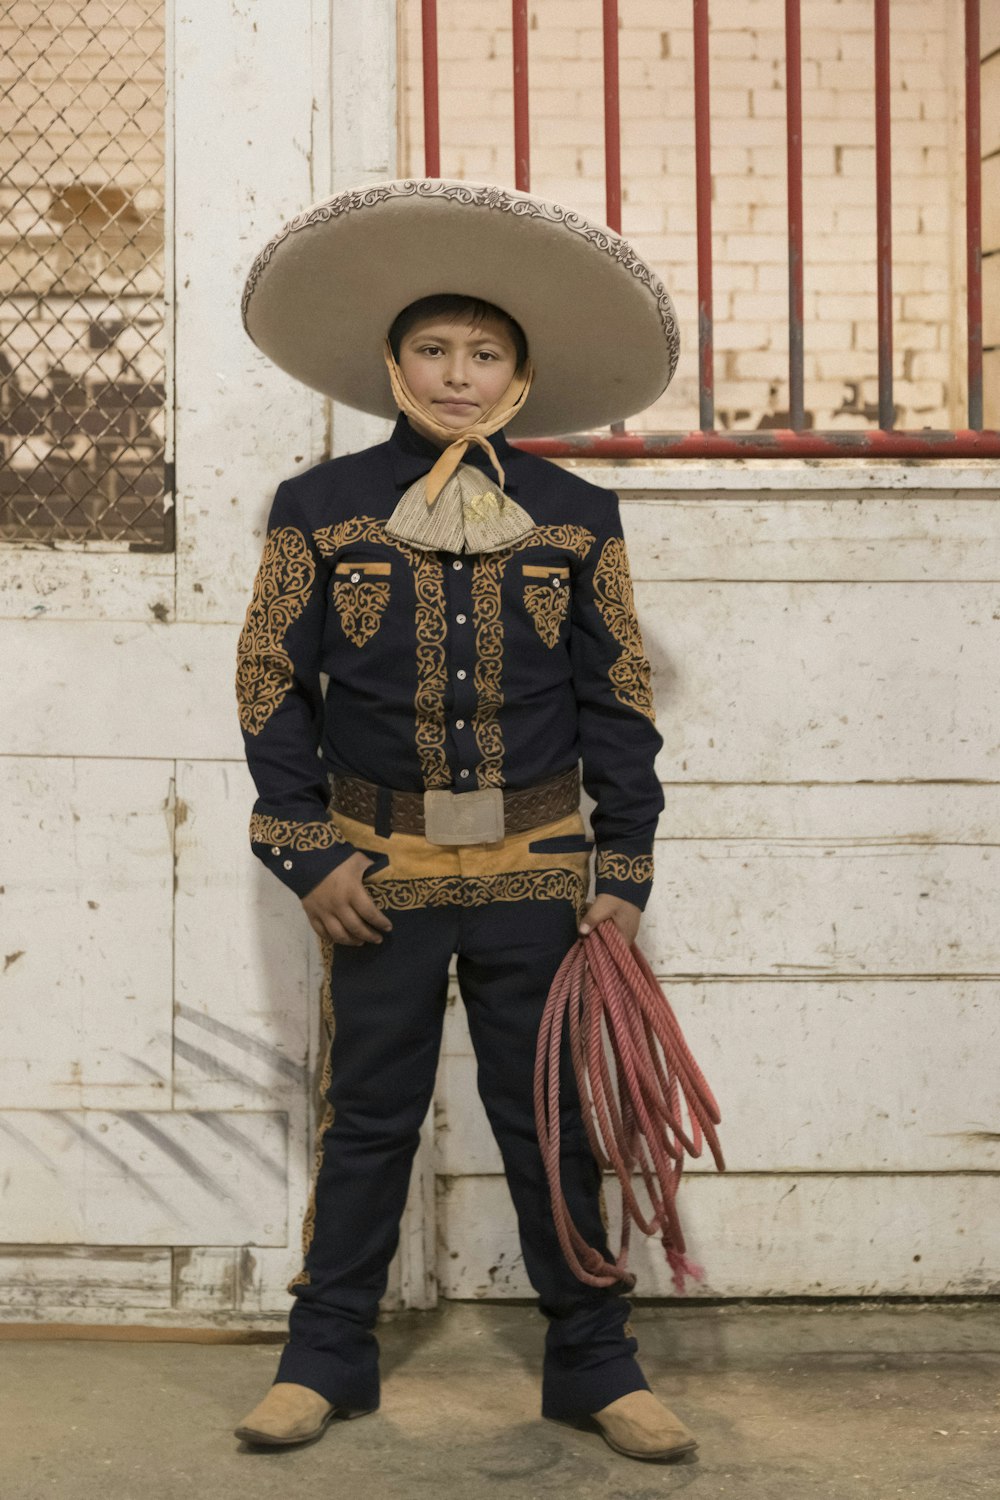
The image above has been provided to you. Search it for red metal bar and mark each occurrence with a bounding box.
[421,0,441,177]
[965,0,984,429]
[785,0,805,429]
[693,0,714,431]
[874,0,893,429]
[512,0,530,191]
[602,0,622,232]
[515,430,1000,459]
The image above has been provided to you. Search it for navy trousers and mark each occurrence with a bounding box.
[274,815,650,1418]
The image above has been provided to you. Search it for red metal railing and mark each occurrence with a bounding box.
[417,0,998,459]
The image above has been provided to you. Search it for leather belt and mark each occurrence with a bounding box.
[327,763,580,842]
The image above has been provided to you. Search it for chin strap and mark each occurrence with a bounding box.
[382,340,535,504]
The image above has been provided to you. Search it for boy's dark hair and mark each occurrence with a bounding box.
[387,293,528,367]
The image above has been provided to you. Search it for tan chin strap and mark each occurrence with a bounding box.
[382,340,535,504]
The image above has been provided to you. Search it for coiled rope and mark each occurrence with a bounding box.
[534,917,726,1293]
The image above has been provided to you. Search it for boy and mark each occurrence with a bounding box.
[232,180,690,1462]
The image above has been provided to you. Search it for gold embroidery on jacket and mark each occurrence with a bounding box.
[332,574,391,647]
[470,525,596,787]
[315,517,451,788]
[522,563,571,648]
[236,526,316,736]
[592,535,657,724]
[249,812,347,851]
[596,849,654,884]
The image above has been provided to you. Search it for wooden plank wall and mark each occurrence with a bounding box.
[1,3,997,1328]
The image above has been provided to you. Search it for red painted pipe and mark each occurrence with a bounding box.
[512,0,530,192]
[514,429,1000,459]
[603,0,622,233]
[421,0,441,177]
[785,0,805,429]
[965,0,984,430]
[874,0,894,429]
[693,0,715,431]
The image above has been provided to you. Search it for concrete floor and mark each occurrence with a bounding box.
[2,1303,997,1500]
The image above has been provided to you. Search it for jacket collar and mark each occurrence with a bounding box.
[387,412,520,495]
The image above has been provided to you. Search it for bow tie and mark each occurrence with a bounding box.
[385,462,537,554]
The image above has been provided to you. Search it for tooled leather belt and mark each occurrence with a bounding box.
[328,763,580,836]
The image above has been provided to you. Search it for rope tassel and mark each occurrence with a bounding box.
[534,918,726,1294]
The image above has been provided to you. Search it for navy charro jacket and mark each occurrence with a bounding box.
[235,412,665,910]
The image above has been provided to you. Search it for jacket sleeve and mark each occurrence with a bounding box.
[235,478,360,898]
[569,491,665,912]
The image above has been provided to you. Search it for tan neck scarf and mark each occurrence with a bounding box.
[382,340,539,554]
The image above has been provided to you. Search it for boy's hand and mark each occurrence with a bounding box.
[301,852,394,946]
[578,893,642,948]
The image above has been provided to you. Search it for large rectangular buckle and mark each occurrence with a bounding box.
[423,786,505,845]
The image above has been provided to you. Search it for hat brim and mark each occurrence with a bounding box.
[241,179,679,438]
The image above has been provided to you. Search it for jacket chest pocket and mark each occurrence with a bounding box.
[521,562,570,648]
[332,559,392,647]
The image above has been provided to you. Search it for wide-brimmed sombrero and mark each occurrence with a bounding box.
[241,178,679,438]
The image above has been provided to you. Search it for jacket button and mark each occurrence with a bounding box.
[456,669,467,680]
[452,559,463,569]
[459,768,470,778]
[283,859,293,870]
[455,612,466,624]
[350,571,361,582]
[455,719,465,729]
[271,845,281,855]
[552,577,562,588]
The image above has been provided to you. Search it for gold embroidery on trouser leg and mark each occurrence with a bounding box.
[287,932,336,1291]
[592,535,657,724]
[332,577,391,647]
[236,526,316,735]
[314,517,452,788]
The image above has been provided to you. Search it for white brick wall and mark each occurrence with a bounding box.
[398,0,980,434]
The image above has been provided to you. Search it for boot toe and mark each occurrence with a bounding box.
[590,1389,698,1461]
[234,1381,337,1445]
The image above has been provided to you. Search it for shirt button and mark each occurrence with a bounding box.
[456,668,467,680]
[452,559,463,570]
[455,718,465,729]
[459,768,470,778]
[271,845,281,855]
[282,859,293,870]
[455,612,466,624]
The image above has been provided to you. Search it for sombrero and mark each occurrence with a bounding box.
[241,177,679,438]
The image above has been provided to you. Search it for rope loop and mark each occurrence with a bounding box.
[533,918,726,1293]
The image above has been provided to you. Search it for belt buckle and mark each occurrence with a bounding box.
[423,787,505,845]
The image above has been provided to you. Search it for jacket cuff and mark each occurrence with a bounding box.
[249,811,359,900]
[594,844,655,912]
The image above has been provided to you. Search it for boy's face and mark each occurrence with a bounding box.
[396,312,520,431]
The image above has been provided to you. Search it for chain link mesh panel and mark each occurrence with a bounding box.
[1,0,168,546]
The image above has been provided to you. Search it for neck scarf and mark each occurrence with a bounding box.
[382,340,539,554]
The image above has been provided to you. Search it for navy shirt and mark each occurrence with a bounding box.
[235,412,664,910]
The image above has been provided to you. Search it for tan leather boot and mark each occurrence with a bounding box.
[588,1389,698,1461]
[233,1381,374,1446]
